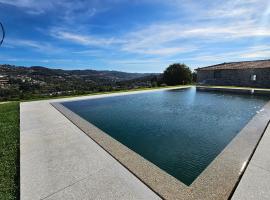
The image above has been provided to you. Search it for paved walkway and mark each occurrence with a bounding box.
[232,123,270,200]
[20,95,162,200]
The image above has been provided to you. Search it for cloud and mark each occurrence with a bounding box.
[129,47,190,56]
[124,19,270,43]
[46,0,270,58]
[50,28,124,47]
[163,0,268,20]
[118,20,269,56]
[5,38,63,53]
[185,45,270,65]
[49,27,198,56]
[241,50,270,59]
[0,0,99,22]
[0,0,54,14]
[239,46,270,59]
[0,0,121,23]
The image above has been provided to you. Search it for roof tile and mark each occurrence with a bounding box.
[196,60,270,71]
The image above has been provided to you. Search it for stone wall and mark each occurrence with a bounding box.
[197,68,270,88]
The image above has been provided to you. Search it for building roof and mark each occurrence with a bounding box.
[196,59,270,71]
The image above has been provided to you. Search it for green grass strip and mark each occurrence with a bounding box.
[0,102,20,200]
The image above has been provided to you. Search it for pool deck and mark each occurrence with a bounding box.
[20,86,270,200]
[232,123,270,200]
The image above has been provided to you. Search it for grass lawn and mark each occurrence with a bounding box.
[0,102,20,200]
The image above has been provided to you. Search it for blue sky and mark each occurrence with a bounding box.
[0,0,269,72]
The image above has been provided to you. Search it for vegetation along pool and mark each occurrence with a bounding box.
[62,87,268,185]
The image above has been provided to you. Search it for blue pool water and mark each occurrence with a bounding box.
[62,88,268,185]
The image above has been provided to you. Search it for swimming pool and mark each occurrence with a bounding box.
[60,87,268,186]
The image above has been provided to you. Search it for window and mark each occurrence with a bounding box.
[251,74,257,81]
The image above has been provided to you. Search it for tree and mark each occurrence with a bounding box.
[163,63,192,86]
[192,71,197,83]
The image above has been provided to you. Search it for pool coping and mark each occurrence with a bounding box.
[196,86,270,96]
[51,87,270,200]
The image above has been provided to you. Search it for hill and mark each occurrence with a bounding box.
[0,64,160,100]
[0,64,152,82]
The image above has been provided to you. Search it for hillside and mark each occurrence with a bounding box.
[0,64,151,83]
[0,64,160,100]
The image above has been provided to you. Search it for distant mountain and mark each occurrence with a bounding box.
[0,64,161,100]
[0,64,155,83]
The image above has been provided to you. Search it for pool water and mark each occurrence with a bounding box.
[62,88,268,185]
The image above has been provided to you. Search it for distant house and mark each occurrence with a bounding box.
[0,75,9,87]
[196,60,270,88]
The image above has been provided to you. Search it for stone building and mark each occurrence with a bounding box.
[196,60,270,88]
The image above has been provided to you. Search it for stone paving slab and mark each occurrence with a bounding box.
[45,162,159,200]
[232,124,270,200]
[20,97,162,200]
[231,164,270,200]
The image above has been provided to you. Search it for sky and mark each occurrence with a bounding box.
[0,0,269,72]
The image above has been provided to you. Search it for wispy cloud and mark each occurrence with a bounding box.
[49,27,199,56]
[46,0,270,59]
[50,29,124,47]
[0,0,54,14]
[48,18,270,58]
[124,47,191,56]
[186,45,270,66]
[0,0,100,23]
[5,38,63,53]
[239,45,270,59]
[123,19,270,45]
